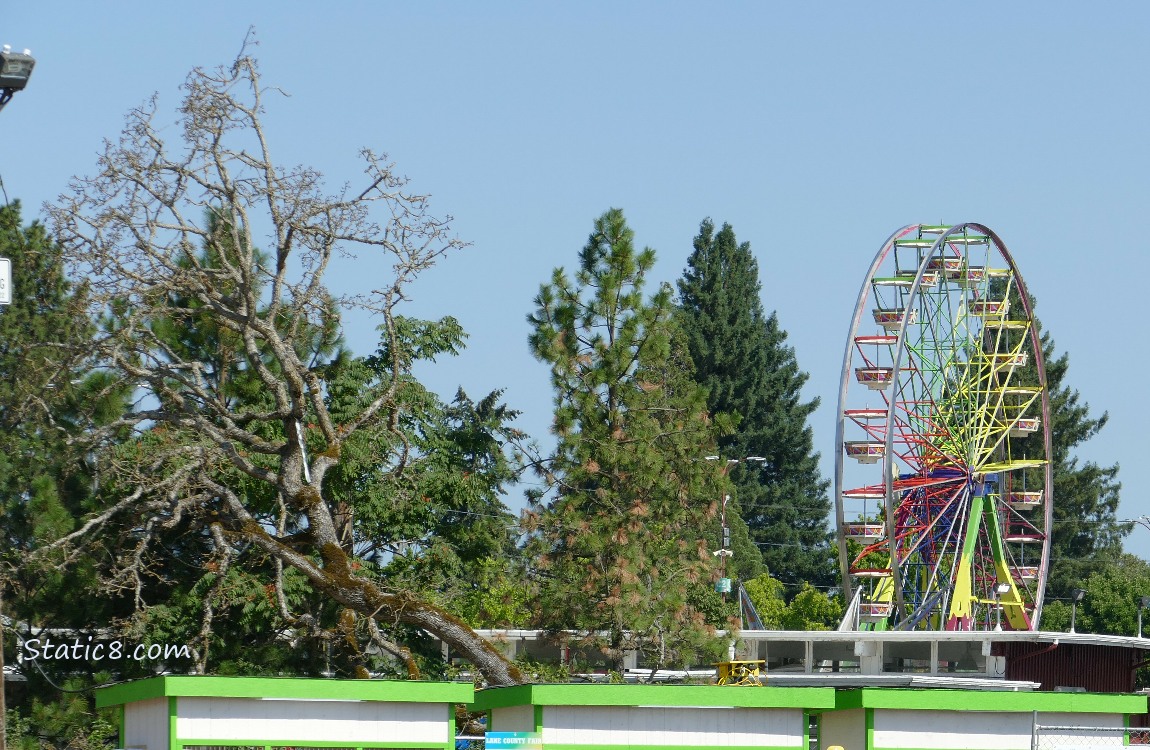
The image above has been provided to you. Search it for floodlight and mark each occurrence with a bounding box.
[0,46,34,91]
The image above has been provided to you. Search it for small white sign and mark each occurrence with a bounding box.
[0,257,10,305]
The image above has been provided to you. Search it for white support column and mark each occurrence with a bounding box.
[855,639,884,674]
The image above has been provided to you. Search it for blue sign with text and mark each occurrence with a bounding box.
[486,732,542,750]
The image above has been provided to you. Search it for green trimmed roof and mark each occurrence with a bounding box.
[834,688,1147,714]
[471,684,836,711]
[95,676,473,708]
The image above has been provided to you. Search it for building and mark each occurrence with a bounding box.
[95,675,472,750]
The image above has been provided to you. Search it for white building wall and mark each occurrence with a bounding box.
[492,704,536,732]
[175,696,448,744]
[123,697,169,750]
[542,705,805,747]
[872,709,1125,750]
[873,709,1032,750]
[818,708,864,750]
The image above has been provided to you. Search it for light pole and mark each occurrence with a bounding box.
[1124,516,1150,531]
[1070,588,1086,634]
[0,45,34,750]
[1123,519,1150,639]
[704,455,766,600]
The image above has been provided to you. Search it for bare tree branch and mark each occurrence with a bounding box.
[44,50,521,686]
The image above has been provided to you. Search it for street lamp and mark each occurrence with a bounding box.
[0,45,35,113]
[1121,519,1150,635]
[1070,588,1086,633]
[1124,516,1150,530]
[705,455,767,600]
[994,582,1011,631]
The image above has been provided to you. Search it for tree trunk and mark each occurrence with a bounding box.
[337,578,523,687]
[243,521,525,687]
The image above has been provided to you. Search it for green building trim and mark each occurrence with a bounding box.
[96,675,473,708]
[471,684,836,710]
[834,687,1147,714]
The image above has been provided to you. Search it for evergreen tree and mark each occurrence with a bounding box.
[0,201,131,749]
[984,279,1124,617]
[44,53,526,686]
[527,209,732,671]
[676,219,832,588]
[100,210,528,679]
[0,202,114,569]
[1017,315,1125,603]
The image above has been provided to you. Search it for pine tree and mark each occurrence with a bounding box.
[1024,323,1124,602]
[0,200,124,618]
[676,219,833,589]
[984,276,1125,610]
[0,200,132,748]
[527,209,732,670]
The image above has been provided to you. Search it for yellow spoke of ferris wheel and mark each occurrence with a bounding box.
[930,297,1036,473]
[974,385,1042,470]
[944,273,1005,455]
[978,457,1048,474]
[968,334,1026,445]
[968,326,1041,470]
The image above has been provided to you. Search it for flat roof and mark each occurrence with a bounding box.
[738,630,1150,649]
[474,628,1150,651]
[95,676,473,708]
[472,684,837,711]
[762,674,1041,691]
[834,687,1147,714]
[472,683,1145,714]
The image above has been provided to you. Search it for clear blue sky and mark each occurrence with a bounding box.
[5,3,1149,565]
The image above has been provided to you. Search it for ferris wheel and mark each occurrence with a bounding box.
[834,224,1053,631]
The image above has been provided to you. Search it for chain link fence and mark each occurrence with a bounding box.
[1032,723,1150,748]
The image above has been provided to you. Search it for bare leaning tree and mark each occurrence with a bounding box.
[43,52,523,686]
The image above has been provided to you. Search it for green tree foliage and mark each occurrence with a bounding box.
[5,675,119,750]
[325,354,529,631]
[743,574,842,630]
[93,226,527,679]
[43,53,525,686]
[676,219,832,588]
[0,201,134,750]
[1039,556,1150,692]
[0,201,118,586]
[81,208,530,681]
[780,584,843,630]
[527,208,732,671]
[743,574,788,628]
[1002,292,1125,605]
[1038,554,1150,637]
[1040,331,1124,600]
